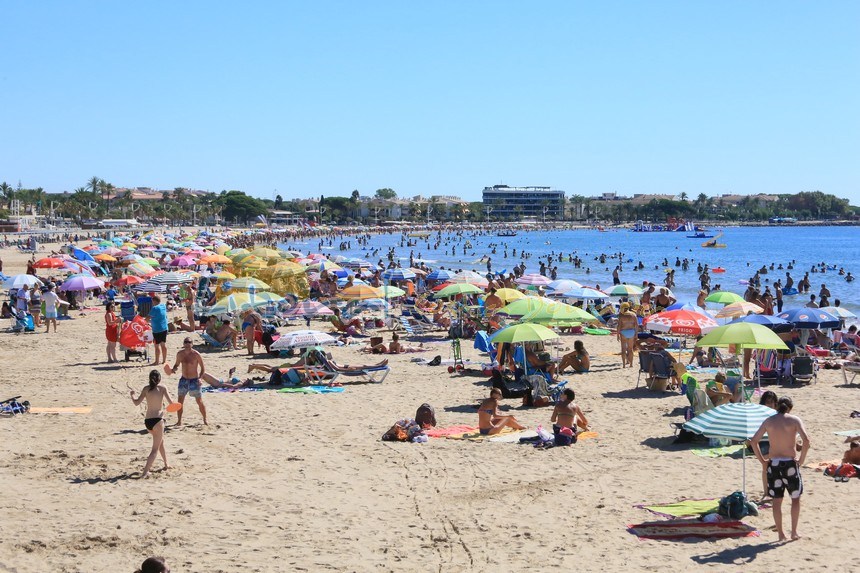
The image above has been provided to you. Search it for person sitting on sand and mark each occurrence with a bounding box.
[370,332,423,354]
[843,442,860,465]
[551,388,589,446]
[689,348,715,368]
[478,388,526,435]
[558,340,590,373]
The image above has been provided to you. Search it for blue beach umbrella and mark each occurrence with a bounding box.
[730,314,788,328]
[381,268,416,281]
[426,269,455,281]
[776,308,840,330]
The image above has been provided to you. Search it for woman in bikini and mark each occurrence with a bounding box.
[130,370,175,478]
[478,388,526,435]
[558,340,590,373]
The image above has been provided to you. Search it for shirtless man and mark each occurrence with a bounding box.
[483,288,503,314]
[478,388,526,435]
[551,388,589,446]
[750,397,810,541]
[616,302,639,368]
[165,337,207,425]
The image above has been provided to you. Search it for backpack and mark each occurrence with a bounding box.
[718,491,751,519]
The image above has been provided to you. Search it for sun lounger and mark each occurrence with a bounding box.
[314,356,390,384]
[843,362,860,385]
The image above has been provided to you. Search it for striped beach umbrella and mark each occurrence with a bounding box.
[148,271,194,286]
[683,402,777,494]
[546,279,583,293]
[270,330,336,350]
[515,273,553,287]
[608,284,644,297]
[381,268,416,281]
[284,300,334,318]
[426,269,455,281]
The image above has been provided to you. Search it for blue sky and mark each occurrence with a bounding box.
[2,1,858,204]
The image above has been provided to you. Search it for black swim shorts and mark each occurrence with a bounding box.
[767,459,803,499]
[153,330,167,344]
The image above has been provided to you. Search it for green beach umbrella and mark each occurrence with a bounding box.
[609,284,644,297]
[489,323,559,344]
[435,283,483,298]
[204,292,284,315]
[377,285,406,298]
[497,296,556,317]
[705,291,744,305]
[695,322,788,351]
[521,301,594,324]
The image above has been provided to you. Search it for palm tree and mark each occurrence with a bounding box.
[0,181,12,206]
[679,192,688,202]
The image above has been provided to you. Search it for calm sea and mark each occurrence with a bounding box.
[282,226,860,317]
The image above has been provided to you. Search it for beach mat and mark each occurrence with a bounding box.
[425,425,478,438]
[277,386,345,394]
[627,520,759,540]
[691,444,746,458]
[636,499,719,518]
[447,427,517,441]
[29,407,92,414]
[202,387,265,393]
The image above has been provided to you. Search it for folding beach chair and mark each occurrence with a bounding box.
[636,351,654,388]
[199,332,232,350]
[647,351,673,391]
[120,300,136,322]
[399,315,428,339]
[136,295,153,318]
[788,356,817,385]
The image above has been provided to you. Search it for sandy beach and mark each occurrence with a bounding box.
[1,241,859,573]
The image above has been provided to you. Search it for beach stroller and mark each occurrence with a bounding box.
[119,315,151,362]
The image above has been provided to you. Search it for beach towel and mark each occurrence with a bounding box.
[202,387,265,393]
[627,520,759,540]
[636,499,720,518]
[834,429,860,438]
[28,407,92,414]
[691,444,746,458]
[489,430,534,443]
[277,386,345,394]
[804,460,843,471]
[425,425,478,438]
[577,431,599,440]
[446,428,517,441]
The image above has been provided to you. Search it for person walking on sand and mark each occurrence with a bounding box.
[165,336,207,425]
[130,370,175,478]
[750,397,810,541]
[616,302,638,368]
[42,285,68,333]
[149,295,169,365]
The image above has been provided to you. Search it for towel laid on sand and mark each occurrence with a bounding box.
[277,386,345,394]
[636,499,719,518]
[627,520,759,540]
[446,428,518,441]
[425,425,478,438]
[691,444,746,458]
[29,407,92,414]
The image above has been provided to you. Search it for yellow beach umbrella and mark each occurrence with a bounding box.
[715,301,765,319]
[339,284,381,300]
[229,277,272,291]
[250,247,283,260]
[199,254,232,264]
[94,254,117,262]
[493,288,526,303]
[211,270,237,280]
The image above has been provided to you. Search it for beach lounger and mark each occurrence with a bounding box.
[315,356,390,384]
[842,362,860,385]
[399,316,429,339]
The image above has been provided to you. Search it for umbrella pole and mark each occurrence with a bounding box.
[742,444,747,495]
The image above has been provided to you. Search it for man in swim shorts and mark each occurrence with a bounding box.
[616,302,639,368]
[751,397,810,541]
[165,337,207,425]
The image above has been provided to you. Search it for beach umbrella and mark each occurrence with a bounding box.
[211,270,237,281]
[236,256,269,271]
[250,247,283,260]
[497,296,557,317]
[730,314,788,328]
[225,248,249,257]
[140,258,160,266]
[715,301,764,319]
[270,330,336,350]
[198,254,232,265]
[608,284,644,297]
[204,292,285,315]
[32,257,67,269]
[381,268,416,281]
[343,258,375,269]
[705,291,744,305]
[489,323,559,344]
[169,255,198,267]
[546,279,583,293]
[776,308,841,330]
[148,271,194,286]
[351,298,390,312]
[520,301,594,325]
[127,262,157,276]
[559,286,607,300]
[229,277,272,291]
[3,274,44,289]
[666,301,710,315]
[93,254,117,262]
[696,322,788,351]
[377,285,406,298]
[435,283,484,298]
[682,402,777,494]
[644,309,719,336]
[113,275,146,287]
[132,280,168,293]
[339,284,381,300]
[449,270,487,284]
[337,277,368,288]
[820,306,857,319]
[515,273,553,287]
[493,288,526,303]
[426,269,455,281]
[60,275,104,291]
[71,247,96,263]
[284,300,334,318]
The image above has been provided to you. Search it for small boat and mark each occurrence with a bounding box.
[712,267,726,274]
[687,233,714,239]
[497,230,517,237]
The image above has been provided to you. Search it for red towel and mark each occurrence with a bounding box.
[424,425,478,438]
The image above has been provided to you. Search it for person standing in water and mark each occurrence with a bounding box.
[130,370,175,478]
[750,397,810,541]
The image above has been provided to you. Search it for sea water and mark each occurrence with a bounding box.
[282,226,860,317]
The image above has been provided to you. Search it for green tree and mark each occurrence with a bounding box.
[274,194,284,209]
[350,190,360,202]
[215,190,268,223]
[375,188,396,200]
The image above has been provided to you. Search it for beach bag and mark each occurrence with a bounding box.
[382,421,410,442]
[718,491,750,519]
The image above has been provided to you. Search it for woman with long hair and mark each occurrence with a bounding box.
[130,370,175,478]
[135,556,169,573]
